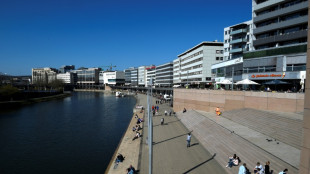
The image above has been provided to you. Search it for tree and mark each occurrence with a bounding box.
[48,79,64,91]
[0,85,20,101]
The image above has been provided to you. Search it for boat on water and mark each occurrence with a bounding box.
[115,91,125,97]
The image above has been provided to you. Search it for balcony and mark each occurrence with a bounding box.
[230,38,247,44]
[254,0,285,11]
[253,15,308,35]
[230,48,246,53]
[243,44,307,59]
[230,29,248,35]
[254,1,308,23]
[253,30,308,46]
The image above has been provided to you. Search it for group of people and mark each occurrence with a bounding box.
[224,156,288,174]
[132,124,141,132]
[133,114,143,141]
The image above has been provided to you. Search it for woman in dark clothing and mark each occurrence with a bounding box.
[265,161,271,174]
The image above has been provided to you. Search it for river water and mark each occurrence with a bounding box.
[0,92,136,174]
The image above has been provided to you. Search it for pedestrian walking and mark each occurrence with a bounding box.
[187,133,191,148]
[161,118,164,125]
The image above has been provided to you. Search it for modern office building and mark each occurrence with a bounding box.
[155,62,173,87]
[59,65,75,73]
[124,67,135,86]
[56,72,77,84]
[146,65,156,86]
[242,0,308,89]
[131,68,138,87]
[173,41,224,86]
[32,67,59,85]
[72,68,100,88]
[212,20,253,83]
[138,66,147,87]
[103,71,125,86]
[99,71,105,85]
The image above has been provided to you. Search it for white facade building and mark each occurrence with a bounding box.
[155,62,173,87]
[173,41,224,86]
[146,65,156,86]
[212,20,253,84]
[103,71,125,85]
[32,67,58,85]
[56,72,77,84]
[131,68,138,86]
[138,66,147,87]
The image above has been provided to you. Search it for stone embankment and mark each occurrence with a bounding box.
[105,94,146,174]
[0,93,71,109]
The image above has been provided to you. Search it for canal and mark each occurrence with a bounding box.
[0,92,136,174]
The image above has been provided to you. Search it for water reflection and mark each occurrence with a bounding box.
[0,92,136,174]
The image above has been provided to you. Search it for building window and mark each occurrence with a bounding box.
[220,57,223,60]
[216,57,219,60]
[216,50,223,54]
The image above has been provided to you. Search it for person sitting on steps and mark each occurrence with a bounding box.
[226,154,240,168]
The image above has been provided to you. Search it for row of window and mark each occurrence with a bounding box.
[180,71,202,77]
[181,64,203,72]
[255,38,307,50]
[182,57,203,67]
[256,24,307,40]
[181,51,203,62]
[256,10,308,28]
[181,78,202,82]
[256,0,307,16]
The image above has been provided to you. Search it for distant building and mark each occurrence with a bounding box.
[59,65,75,73]
[124,67,136,86]
[32,67,59,85]
[71,68,100,88]
[56,72,77,84]
[155,62,173,87]
[131,68,138,87]
[99,71,104,85]
[146,65,156,86]
[174,41,224,86]
[138,66,147,87]
[103,71,125,86]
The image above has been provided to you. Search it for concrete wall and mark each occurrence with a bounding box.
[173,88,304,114]
[299,2,310,174]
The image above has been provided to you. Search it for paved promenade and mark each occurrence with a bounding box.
[139,94,226,174]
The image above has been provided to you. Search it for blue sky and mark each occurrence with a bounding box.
[0,0,252,75]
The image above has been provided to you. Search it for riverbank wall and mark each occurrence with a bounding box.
[0,93,71,109]
[105,94,145,174]
[174,88,304,113]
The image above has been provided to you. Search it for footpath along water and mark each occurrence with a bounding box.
[0,92,136,174]
[107,93,226,174]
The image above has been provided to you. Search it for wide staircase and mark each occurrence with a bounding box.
[221,108,302,150]
[177,109,301,174]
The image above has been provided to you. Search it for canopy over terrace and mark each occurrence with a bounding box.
[235,79,260,85]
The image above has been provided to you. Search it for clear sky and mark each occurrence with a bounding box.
[0,0,252,75]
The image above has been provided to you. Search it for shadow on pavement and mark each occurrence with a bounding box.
[153,133,188,145]
[182,153,217,174]
[190,143,199,147]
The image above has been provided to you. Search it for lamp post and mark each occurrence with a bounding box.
[147,78,153,174]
